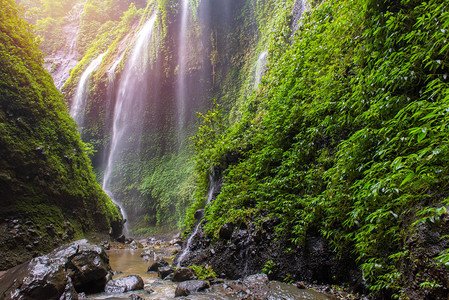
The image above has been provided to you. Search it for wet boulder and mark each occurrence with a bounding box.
[172,267,196,282]
[175,280,210,297]
[104,275,144,293]
[67,243,111,293]
[243,273,270,299]
[129,240,143,249]
[59,276,79,300]
[158,266,174,280]
[0,240,112,299]
[147,258,169,272]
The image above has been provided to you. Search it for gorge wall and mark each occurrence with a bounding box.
[15,0,449,298]
[55,0,269,235]
[0,0,123,270]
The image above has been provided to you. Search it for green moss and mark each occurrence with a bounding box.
[0,0,122,266]
[190,0,449,295]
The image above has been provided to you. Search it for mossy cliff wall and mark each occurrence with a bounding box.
[0,0,123,270]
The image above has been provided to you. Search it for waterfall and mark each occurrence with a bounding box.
[176,222,201,268]
[175,0,190,146]
[69,53,105,128]
[102,12,159,235]
[292,0,307,34]
[253,51,268,89]
[45,1,84,89]
[176,177,217,267]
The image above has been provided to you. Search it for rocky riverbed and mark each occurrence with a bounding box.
[0,237,363,299]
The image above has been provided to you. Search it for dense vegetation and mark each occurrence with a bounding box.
[0,0,122,269]
[56,0,265,235]
[17,0,146,56]
[12,0,449,295]
[189,0,449,296]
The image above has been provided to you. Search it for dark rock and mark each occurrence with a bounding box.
[178,216,360,288]
[116,234,126,243]
[28,228,38,236]
[59,276,78,300]
[158,266,174,280]
[102,241,110,250]
[219,223,235,240]
[67,243,111,293]
[46,224,56,237]
[129,240,143,249]
[194,209,204,220]
[104,275,144,293]
[147,259,169,272]
[172,267,196,282]
[296,281,307,289]
[164,273,174,281]
[242,273,270,299]
[129,294,144,300]
[0,240,111,299]
[175,280,209,297]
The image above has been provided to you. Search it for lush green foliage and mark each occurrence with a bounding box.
[190,0,449,295]
[188,264,217,280]
[0,0,122,256]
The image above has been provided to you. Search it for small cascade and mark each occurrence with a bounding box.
[292,0,307,34]
[102,12,159,235]
[176,222,201,268]
[107,53,125,82]
[253,51,268,89]
[69,52,106,128]
[175,0,190,146]
[176,177,218,267]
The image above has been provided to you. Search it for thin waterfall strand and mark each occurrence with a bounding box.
[70,53,106,127]
[175,0,190,146]
[102,12,159,235]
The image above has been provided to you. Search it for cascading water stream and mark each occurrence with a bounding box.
[176,178,217,267]
[102,12,159,235]
[70,53,105,128]
[253,51,268,89]
[175,0,190,146]
[292,0,307,34]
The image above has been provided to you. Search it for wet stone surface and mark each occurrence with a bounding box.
[0,239,111,299]
[105,275,144,293]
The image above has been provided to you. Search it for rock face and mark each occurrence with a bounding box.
[175,280,209,297]
[0,240,112,299]
[175,217,362,288]
[104,275,144,293]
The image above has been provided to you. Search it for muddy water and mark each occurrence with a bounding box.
[88,245,330,299]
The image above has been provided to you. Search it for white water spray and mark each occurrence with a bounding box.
[175,0,190,145]
[253,51,268,89]
[70,53,105,127]
[176,178,217,267]
[102,12,159,235]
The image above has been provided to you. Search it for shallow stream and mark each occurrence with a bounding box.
[88,245,330,300]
